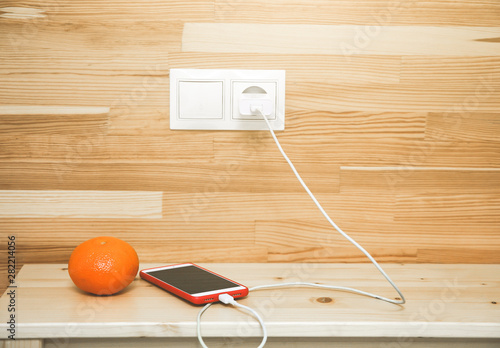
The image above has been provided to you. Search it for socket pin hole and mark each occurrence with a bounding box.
[242,86,267,95]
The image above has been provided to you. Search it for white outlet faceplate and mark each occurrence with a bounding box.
[170,69,285,130]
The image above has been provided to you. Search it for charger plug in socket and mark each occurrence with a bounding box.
[236,85,275,119]
[239,98,273,116]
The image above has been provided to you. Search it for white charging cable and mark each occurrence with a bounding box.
[196,105,406,348]
[250,104,405,306]
[197,294,267,348]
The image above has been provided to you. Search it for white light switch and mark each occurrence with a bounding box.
[178,81,223,119]
[170,69,285,130]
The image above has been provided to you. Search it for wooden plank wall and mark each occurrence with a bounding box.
[1,0,500,290]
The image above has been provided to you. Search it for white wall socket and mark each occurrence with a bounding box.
[170,69,285,130]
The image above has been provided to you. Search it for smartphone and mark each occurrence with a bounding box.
[140,263,249,305]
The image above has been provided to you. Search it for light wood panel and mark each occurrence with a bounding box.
[400,57,500,84]
[0,134,212,162]
[0,219,260,266]
[215,0,500,26]
[395,193,500,223]
[168,53,402,85]
[214,136,500,167]
[0,20,182,53]
[1,0,500,295]
[272,110,427,139]
[426,112,500,143]
[0,114,109,136]
[0,7,46,20]
[0,219,255,246]
[1,50,169,77]
[0,161,339,193]
[163,192,395,223]
[284,83,500,112]
[417,248,500,264]
[0,190,162,218]
[255,219,500,249]
[0,105,109,115]
[0,73,169,106]
[340,167,500,193]
[182,23,500,56]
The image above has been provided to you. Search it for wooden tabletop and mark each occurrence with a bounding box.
[1,263,499,340]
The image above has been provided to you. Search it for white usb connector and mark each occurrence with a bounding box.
[218,293,236,305]
[249,104,263,115]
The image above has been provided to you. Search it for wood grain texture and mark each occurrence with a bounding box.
[0,340,44,348]
[0,0,499,286]
[426,112,500,143]
[0,105,109,115]
[2,0,215,21]
[400,57,500,84]
[340,167,500,193]
[284,83,500,112]
[0,114,109,136]
[395,193,500,223]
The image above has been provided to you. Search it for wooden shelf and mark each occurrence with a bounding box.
[1,263,499,347]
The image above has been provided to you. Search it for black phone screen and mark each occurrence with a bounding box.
[147,265,240,294]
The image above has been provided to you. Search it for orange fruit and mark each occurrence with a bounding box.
[68,236,139,295]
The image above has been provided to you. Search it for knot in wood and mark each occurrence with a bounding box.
[316,297,333,303]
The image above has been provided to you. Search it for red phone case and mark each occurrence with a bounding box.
[140,263,249,305]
